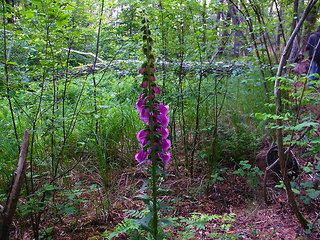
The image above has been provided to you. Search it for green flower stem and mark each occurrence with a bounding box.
[144,15,158,239]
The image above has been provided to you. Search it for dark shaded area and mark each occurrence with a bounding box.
[266,145,300,178]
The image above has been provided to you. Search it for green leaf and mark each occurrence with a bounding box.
[292,188,300,194]
[98,105,110,108]
[135,212,153,230]
[306,189,320,199]
[159,218,175,227]
[64,207,77,215]
[158,186,172,193]
[134,194,151,200]
[301,180,314,188]
[158,201,168,214]
[301,195,311,204]
[24,10,35,18]
[7,61,19,66]
[310,137,320,144]
[8,90,16,98]
[292,122,318,131]
[194,31,201,37]
[45,190,52,199]
[57,204,64,210]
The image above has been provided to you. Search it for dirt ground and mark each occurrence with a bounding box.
[19,150,318,240]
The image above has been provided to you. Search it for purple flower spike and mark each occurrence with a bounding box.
[136,33,170,166]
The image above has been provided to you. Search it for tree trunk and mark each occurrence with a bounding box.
[288,0,301,63]
[178,18,189,171]
[301,2,319,54]
[288,36,300,63]
[0,129,30,240]
[217,9,231,55]
[274,0,286,49]
[228,3,248,57]
[249,0,275,75]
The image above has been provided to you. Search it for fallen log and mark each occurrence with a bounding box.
[67,60,240,77]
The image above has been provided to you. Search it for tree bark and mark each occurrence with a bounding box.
[288,0,301,63]
[0,129,30,240]
[288,36,300,63]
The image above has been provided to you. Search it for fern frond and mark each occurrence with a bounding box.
[123,209,147,219]
[103,218,139,239]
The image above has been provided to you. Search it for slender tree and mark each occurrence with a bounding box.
[274,0,318,229]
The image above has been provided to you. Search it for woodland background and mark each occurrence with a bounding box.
[0,0,320,239]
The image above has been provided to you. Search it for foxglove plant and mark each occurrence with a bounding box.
[135,74,171,166]
[134,16,171,239]
[135,20,171,169]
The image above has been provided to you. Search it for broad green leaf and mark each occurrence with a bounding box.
[64,207,78,215]
[8,90,16,98]
[7,61,19,66]
[306,189,320,199]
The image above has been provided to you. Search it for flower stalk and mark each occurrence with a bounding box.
[135,15,170,239]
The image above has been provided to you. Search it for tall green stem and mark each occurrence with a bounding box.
[143,15,158,238]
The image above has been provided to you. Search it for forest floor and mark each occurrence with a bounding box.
[26,146,320,240]
[16,88,320,240]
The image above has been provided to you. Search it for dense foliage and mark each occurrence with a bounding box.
[1,0,319,239]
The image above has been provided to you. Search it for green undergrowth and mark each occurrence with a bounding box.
[104,210,242,240]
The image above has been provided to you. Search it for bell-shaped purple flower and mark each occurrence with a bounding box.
[139,68,146,74]
[156,114,169,128]
[136,97,146,112]
[137,130,150,144]
[139,107,150,123]
[152,85,161,94]
[159,152,171,165]
[135,149,152,165]
[135,149,148,163]
[154,103,169,116]
[141,81,148,88]
[159,139,171,152]
[157,127,169,139]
